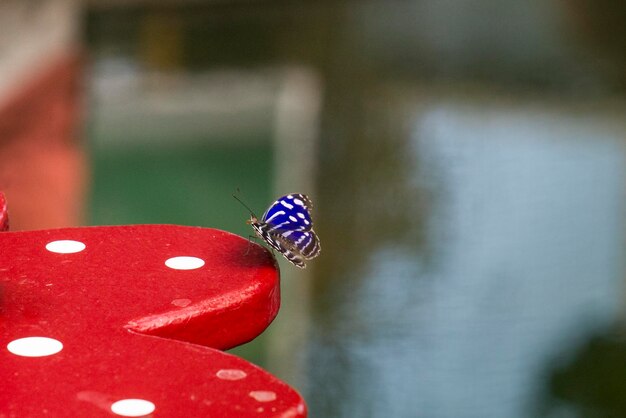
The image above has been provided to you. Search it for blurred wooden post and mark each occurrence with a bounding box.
[266,67,322,388]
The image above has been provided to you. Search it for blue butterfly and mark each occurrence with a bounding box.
[238,193,321,268]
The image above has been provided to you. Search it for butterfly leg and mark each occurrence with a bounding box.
[244,235,259,256]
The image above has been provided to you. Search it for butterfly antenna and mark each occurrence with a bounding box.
[232,193,257,218]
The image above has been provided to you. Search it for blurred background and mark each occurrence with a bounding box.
[2,0,626,417]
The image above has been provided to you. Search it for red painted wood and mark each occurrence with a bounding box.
[0,224,306,417]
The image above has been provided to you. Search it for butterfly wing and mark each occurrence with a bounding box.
[274,230,321,260]
[252,193,320,268]
[252,227,307,268]
[262,194,313,233]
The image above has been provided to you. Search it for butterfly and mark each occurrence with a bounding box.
[236,193,321,268]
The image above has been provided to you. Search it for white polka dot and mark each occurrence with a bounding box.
[289,215,297,222]
[216,369,247,381]
[293,198,304,206]
[7,337,63,357]
[45,240,85,254]
[111,399,155,417]
[303,219,310,225]
[297,213,305,219]
[249,391,277,402]
[165,256,205,270]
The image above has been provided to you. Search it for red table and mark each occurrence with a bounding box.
[0,192,306,417]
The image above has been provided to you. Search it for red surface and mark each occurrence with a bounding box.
[0,224,306,417]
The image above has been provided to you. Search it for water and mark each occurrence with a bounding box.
[308,96,626,418]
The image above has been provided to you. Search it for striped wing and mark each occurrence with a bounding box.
[275,230,321,260]
[264,230,321,269]
[253,226,303,268]
[262,194,313,233]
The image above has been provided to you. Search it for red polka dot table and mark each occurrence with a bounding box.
[0,194,306,417]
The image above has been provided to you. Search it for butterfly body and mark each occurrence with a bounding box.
[248,194,320,268]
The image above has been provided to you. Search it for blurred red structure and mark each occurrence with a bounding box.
[0,54,87,231]
[0,0,87,231]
